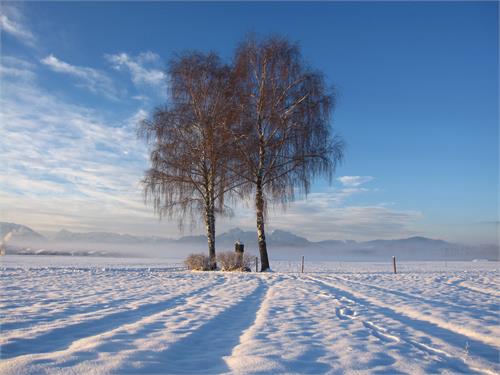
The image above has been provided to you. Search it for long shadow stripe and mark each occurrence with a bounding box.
[1,276,226,359]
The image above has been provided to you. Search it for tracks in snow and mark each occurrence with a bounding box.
[0,273,275,375]
[305,275,499,375]
[1,276,228,359]
[121,279,270,374]
[1,269,498,375]
[330,274,499,321]
[311,275,499,348]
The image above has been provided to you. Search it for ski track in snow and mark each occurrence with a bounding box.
[0,257,499,374]
[306,275,499,375]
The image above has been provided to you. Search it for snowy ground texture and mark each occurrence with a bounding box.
[1,255,499,374]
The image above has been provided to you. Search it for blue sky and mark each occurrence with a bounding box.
[0,1,498,244]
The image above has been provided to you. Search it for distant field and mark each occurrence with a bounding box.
[1,255,498,374]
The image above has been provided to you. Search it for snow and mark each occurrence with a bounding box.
[1,255,499,374]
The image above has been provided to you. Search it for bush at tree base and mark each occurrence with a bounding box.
[184,253,211,271]
[217,251,252,271]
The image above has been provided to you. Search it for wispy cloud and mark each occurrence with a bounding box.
[0,56,36,81]
[269,201,422,241]
[41,54,120,99]
[105,52,166,88]
[0,4,36,46]
[219,192,422,241]
[0,56,173,235]
[213,180,421,241]
[338,175,374,187]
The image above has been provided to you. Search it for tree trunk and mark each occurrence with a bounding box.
[209,208,216,269]
[255,180,270,271]
[255,121,270,272]
[205,200,216,270]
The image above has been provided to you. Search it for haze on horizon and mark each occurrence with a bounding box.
[0,2,498,246]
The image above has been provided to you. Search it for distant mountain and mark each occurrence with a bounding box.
[317,239,357,247]
[55,229,136,244]
[211,228,311,249]
[269,229,311,247]
[176,233,207,244]
[173,228,310,248]
[312,236,498,261]
[364,236,448,248]
[215,228,256,246]
[0,222,46,243]
[1,222,498,261]
[52,229,175,244]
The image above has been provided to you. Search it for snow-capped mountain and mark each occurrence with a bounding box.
[215,228,257,246]
[1,222,498,260]
[0,222,47,242]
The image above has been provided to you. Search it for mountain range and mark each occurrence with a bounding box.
[1,222,498,261]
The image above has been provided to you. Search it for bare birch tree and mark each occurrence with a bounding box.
[139,52,237,269]
[231,36,344,271]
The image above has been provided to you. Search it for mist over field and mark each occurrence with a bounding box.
[2,222,498,262]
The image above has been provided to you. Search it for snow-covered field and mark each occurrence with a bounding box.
[1,255,499,374]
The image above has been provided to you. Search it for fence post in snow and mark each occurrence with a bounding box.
[301,255,305,273]
[393,256,397,274]
[255,256,258,272]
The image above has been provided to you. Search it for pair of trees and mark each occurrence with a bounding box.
[140,35,344,271]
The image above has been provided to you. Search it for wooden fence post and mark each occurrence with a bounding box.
[255,256,258,272]
[301,255,305,273]
[393,256,397,274]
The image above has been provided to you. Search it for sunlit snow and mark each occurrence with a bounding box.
[1,255,498,374]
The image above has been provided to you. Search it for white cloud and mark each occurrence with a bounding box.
[106,52,165,88]
[0,56,36,80]
[0,58,172,235]
[218,193,422,242]
[137,51,161,64]
[41,54,119,99]
[1,56,35,70]
[129,108,148,127]
[273,201,421,241]
[338,175,374,187]
[132,94,149,102]
[0,5,35,46]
